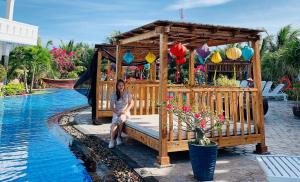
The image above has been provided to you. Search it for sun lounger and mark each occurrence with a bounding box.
[256,155,300,182]
[261,81,266,91]
[263,83,287,101]
[262,81,273,95]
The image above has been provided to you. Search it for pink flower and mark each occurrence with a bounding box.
[199,119,206,128]
[166,96,174,101]
[181,106,191,112]
[194,113,201,119]
[218,114,225,122]
[166,104,173,110]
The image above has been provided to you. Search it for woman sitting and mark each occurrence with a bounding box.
[109,79,133,148]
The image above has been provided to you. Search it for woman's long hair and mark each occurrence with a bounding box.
[116,79,125,101]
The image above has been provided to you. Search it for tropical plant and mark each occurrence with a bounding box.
[105,30,122,44]
[2,83,25,96]
[8,40,52,93]
[0,64,7,82]
[216,75,240,87]
[164,96,225,145]
[261,25,300,83]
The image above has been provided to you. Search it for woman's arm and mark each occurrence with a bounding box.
[122,93,134,113]
[110,95,119,114]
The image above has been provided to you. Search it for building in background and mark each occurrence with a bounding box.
[0,0,38,69]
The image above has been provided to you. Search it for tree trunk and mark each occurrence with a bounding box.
[24,69,29,93]
[30,66,35,93]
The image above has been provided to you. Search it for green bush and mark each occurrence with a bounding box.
[0,65,7,81]
[66,71,78,79]
[74,66,86,75]
[2,83,25,96]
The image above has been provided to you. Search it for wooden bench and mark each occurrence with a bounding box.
[256,155,300,182]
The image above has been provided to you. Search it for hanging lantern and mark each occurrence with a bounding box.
[226,47,242,60]
[145,52,156,64]
[176,57,186,65]
[242,46,254,61]
[170,43,187,65]
[144,63,150,70]
[196,44,211,65]
[123,50,134,64]
[211,51,222,64]
[170,43,187,57]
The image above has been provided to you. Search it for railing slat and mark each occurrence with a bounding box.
[151,86,156,114]
[146,86,150,115]
[178,92,183,141]
[134,85,137,115]
[246,92,251,136]
[139,86,143,115]
[224,92,230,137]
[239,92,245,136]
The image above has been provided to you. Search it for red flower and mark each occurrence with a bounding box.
[199,119,206,128]
[218,114,225,122]
[166,96,174,101]
[166,104,173,110]
[181,106,191,112]
[194,113,201,119]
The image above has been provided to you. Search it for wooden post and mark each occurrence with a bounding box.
[116,45,122,80]
[95,49,102,120]
[252,40,268,153]
[189,49,195,86]
[150,62,156,81]
[157,33,170,166]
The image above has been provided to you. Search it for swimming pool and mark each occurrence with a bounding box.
[0,89,92,182]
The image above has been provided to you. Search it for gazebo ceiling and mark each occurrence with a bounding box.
[114,20,264,48]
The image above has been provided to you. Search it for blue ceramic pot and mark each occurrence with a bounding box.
[188,142,218,181]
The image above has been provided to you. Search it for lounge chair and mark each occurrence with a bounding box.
[261,81,266,91]
[263,83,287,101]
[262,81,273,96]
[256,155,300,182]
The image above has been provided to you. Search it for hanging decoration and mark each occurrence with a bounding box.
[145,52,156,64]
[123,50,134,64]
[211,51,222,64]
[136,65,144,80]
[170,43,187,65]
[226,47,242,60]
[241,46,254,61]
[196,44,211,65]
[144,63,150,70]
[170,43,187,83]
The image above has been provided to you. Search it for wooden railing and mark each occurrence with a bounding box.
[166,86,262,142]
[97,81,160,116]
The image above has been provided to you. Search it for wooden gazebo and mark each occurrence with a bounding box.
[95,20,268,166]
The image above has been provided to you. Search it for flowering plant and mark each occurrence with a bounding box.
[194,65,206,84]
[165,96,226,145]
[50,47,78,77]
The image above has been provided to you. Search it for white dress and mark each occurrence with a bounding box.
[110,91,132,124]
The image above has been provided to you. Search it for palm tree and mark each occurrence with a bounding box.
[105,30,122,44]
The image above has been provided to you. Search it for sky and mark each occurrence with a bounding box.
[1,0,300,46]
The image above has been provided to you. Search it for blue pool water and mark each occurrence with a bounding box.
[0,89,92,182]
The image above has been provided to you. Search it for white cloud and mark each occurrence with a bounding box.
[167,0,232,10]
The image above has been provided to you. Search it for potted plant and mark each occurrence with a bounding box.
[292,83,300,118]
[164,96,225,181]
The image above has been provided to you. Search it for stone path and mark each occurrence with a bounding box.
[71,100,300,182]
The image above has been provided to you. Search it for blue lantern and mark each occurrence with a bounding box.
[123,51,134,64]
[144,63,150,70]
[242,46,254,61]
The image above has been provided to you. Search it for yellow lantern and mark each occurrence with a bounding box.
[145,52,156,64]
[211,51,222,63]
[226,47,242,60]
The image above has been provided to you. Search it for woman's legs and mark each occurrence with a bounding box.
[109,123,118,148]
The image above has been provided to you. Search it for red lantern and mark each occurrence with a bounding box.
[176,57,186,65]
[137,65,144,70]
[170,43,187,65]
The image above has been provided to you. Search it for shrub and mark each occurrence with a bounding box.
[66,71,78,79]
[2,83,25,96]
[216,75,240,87]
[0,65,7,81]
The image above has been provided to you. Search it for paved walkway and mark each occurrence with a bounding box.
[71,100,300,182]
